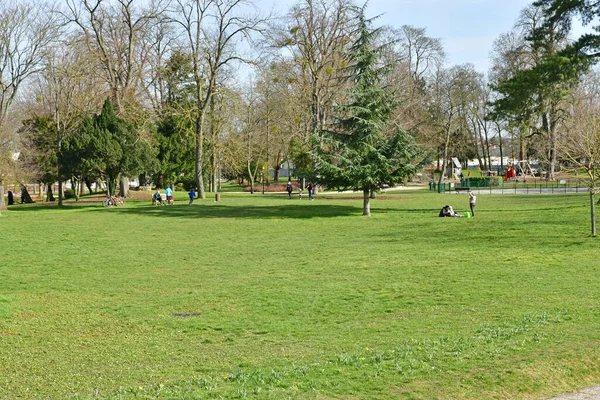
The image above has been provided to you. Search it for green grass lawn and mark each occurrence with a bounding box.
[1,191,599,399]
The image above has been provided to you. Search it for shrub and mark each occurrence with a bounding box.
[462,176,502,188]
[64,189,76,199]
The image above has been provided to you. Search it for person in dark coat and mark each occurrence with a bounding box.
[7,191,14,205]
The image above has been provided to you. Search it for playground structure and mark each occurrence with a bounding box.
[506,160,538,179]
[444,157,462,180]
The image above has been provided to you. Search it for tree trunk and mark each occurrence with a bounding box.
[477,121,486,170]
[549,126,557,181]
[108,177,117,196]
[370,189,377,199]
[20,185,34,203]
[209,94,217,193]
[79,173,85,198]
[438,127,451,191]
[591,190,596,237]
[520,130,527,163]
[363,188,371,216]
[212,151,218,193]
[119,176,129,197]
[74,177,80,202]
[499,131,504,170]
[483,125,491,171]
[46,184,55,202]
[0,183,4,216]
[476,154,485,172]
[85,178,93,195]
[195,112,206,200]
[247,160,254,194]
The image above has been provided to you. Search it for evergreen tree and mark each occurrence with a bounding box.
[65,98,155,196]
[154,114,196,189]
[489,3,586,179]
[19,116,58,201]
[311,6,420,216]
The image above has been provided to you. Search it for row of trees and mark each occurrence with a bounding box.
[2,0,600,223]
[490,0,600,235]
[0,0,436,215]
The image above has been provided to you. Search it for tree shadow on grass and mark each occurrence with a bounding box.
[6,200,423,219]
[83,202,361,219]
[5,193,361,219]
[29,201,362,219]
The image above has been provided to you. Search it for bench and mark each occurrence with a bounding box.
[152,193,174,205]
[152,194,167,205]
[455,187,471,193]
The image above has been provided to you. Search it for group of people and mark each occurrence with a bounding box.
[6,190,26,205]
[286,181,315,200]
[439,191,476,217]
[152,186,174,205]
[153,186,197,206]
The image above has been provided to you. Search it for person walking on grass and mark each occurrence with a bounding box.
[286,181,293,199]
[307,183,314,200]
[188,188,196,206]
[469,191,476,217]
[165,185,173,205]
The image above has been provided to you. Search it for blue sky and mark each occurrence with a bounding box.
[263,0,581,73]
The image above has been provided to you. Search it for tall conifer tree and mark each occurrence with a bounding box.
[311,6,420,216]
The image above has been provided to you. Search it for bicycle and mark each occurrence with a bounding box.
[104,195,125,207]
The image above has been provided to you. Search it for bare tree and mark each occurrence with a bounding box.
[64,0,167,113]
[561,71,600,236]
[396,25,445,89]
[467,74,495,171]
[64,0,168,196]
[429,64,480,186]
[383,25,444,159]
[170,0,264,199]
[274,0,353,138]
[0,0,58,213]
[490,4,572,180]
[138,12,178,114]
[33,39,105,204]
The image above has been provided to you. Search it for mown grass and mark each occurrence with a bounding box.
[1,190,599,399]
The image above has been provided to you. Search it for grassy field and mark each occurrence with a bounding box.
[1,190,599,399]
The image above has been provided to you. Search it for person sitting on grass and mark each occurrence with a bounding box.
[439,205,462,217]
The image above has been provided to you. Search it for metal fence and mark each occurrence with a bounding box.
[429,179,590,195]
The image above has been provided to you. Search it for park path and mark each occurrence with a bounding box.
[548,385,600,399]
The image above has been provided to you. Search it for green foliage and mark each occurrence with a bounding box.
[154,114,196,188]
[161,51,196,107]
[63,98,155,195]
[534,0,600,69]
[63,188,75,199]
[18,115,58,186]
[463,176,503,188]
[288,136,312,177]
[489,3,588,130]
[0,193,599,399]
[312,7,421,195]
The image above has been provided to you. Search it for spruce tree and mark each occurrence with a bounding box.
[312,6,420,216]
